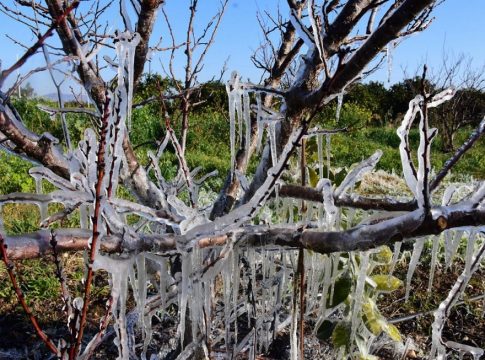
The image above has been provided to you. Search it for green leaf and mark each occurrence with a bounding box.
[316,320,335,340]
[328,272,352,308]
[384,323,402,342]
[372,246,393,264]
[308,166,319,188]
[362,299,385,336]
[371,275,403,292]
[332,321,351,348]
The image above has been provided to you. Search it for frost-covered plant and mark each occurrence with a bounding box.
[1,1,485,360]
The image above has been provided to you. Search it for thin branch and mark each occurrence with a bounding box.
[70,93,111,358]
[0,1,79,88]
[0,234,58,354]
[430,118,485,191]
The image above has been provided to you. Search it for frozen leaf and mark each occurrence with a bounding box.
[332,321,351,348]
[371,275,403,292]
[372,246,393,265]
[385,323,402,342]
[328,272,352,308]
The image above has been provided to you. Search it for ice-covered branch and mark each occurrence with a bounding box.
[4,204,485,260]
[430,117,485,191]
[278,184,418,211]
[37,104,100,117]
[397,88,455,205]
[0,1,79,88]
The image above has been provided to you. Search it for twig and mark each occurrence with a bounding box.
[389,293,485,324]
[0,1,80,87]
[50,230,73,335]
[70,93,111,359]
[0,234,58,355]
[430,118,485,192]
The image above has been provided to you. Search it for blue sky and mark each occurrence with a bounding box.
[1,0,484,95]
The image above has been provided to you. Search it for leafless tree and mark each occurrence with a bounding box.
[0,1,484,359]
[430,54,485,152]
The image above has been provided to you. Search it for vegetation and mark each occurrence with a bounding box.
[1,79,484,313]
[1,1,485,359]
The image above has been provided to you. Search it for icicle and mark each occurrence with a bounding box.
[317,133,324,178]
[317,179,337,230]
[405,238,425,301]
[114,31,141,130]
[328,253,341,307]
[223,248,233,353]
[255,93,264,152]
[135,254,149,353]
[232,247,240,349]
[335,93,344,124]
[320,255,332,316]
[269,122,278,167]
[177,252,191,349]
[465,231,477,274]
[34,176,48,221]
[326,134,331,178]
[243,91,251,158]
[350,252,370,342]
[236,87,244,146]
[443,230,454,267]
[93,255,135,360]
[446,230,464,269]
[428,235,440,293]
[227,71,238,174]
[386,42,394,83]
[389,241,402,276]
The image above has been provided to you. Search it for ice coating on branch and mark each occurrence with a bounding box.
[335,150,382,199]
[316,178,337,229]
[307,1,323,62]
[415,107,436,209]
[405,237,424,301]
[336,92,344,123]
[397,96,421,195]
[290,8,315,52]
[431,236,485,359]
[397,88,455,202]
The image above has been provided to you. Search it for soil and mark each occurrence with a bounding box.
[1,258,484,359]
